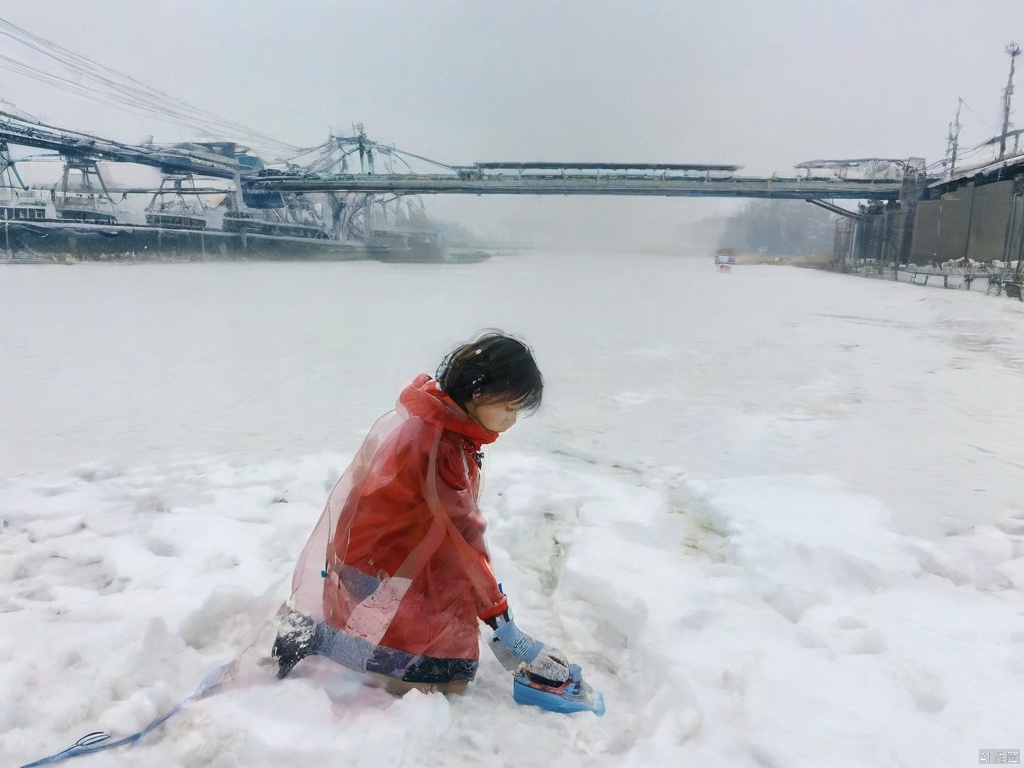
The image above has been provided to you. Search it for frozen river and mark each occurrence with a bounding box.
[5,253,1024,535]
[2,253,1023,766]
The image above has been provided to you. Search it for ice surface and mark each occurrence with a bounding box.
[2,254,1023,766]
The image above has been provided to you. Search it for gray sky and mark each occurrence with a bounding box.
[3,0,1024,247]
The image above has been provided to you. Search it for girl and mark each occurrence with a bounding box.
[273,331,572,695]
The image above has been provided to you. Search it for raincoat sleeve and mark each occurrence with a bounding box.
[434,438,508,623]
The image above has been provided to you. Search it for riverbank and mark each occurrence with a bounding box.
[728,250,831,268]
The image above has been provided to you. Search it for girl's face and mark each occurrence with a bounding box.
[465,396,522,433]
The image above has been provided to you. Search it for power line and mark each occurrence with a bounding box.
[0,16,302,158]
[957,97,998,134]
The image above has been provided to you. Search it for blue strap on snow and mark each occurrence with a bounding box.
[19,661,233,768]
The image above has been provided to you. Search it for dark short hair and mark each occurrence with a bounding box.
[436,331,543,415]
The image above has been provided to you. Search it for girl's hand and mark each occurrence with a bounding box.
[522,645,570,687]
[488,609,571,685]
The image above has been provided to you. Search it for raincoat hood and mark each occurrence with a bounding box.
[398,373,499,448]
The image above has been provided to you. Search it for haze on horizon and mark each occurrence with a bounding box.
[2,0,1024,248]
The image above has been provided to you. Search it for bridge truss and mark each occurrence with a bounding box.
[244,161,907,201]
[1,109,918,224]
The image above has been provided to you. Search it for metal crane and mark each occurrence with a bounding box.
[0,110,257,181]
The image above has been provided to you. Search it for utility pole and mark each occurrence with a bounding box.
[947,98,962,177]
[999,42,1020,159]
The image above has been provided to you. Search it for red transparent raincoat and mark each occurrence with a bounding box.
[288,374,509,681]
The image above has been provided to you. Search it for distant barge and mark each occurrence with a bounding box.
[1,204,446,263]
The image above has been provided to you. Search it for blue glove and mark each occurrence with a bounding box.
[490,613,570,686]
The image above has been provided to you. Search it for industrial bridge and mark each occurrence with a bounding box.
[244,161,907,201]
[1,114,912,203]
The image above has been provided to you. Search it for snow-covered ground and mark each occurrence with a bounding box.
[2,253,1023,767]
